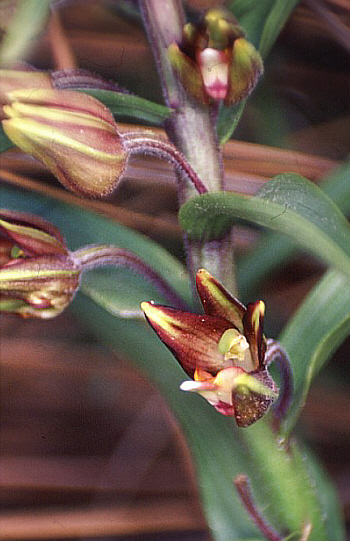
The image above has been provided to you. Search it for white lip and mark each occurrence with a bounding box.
[197,48,229,99]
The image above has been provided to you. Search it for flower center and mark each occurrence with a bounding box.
[217,328,249,362]
[196,47,229,100]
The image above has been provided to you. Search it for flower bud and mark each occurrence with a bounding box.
[2,89,127,197]
[0,210,81,318]
[168,8,263,106]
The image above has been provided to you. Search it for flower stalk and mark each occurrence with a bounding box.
[123,133,208,195]
[265,338,294,430]
[234,474,283,541]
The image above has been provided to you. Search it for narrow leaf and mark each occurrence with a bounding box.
[0,125,13,152]
[280,268,350,434]
[258,0,301,59]
[217,0,300,142]
[76,88,172,125]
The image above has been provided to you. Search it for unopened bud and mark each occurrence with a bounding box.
[2,89,127,197]
[0,210,81,318]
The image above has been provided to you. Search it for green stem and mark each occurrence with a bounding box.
[139,0,237,295]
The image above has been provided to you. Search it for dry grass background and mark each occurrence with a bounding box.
[1,1,350,539]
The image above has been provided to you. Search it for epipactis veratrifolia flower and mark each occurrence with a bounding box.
[168,8,263,105]
[141,269,278,427]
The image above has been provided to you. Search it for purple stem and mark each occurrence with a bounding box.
[72,244,189,311]
[265,339,293,428]
[234,474,284,541]
[123,134,208,194]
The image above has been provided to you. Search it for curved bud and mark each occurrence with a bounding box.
[2,89,128,197]
[0,254,81,318]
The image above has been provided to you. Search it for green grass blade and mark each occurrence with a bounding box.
[280,268,350,434]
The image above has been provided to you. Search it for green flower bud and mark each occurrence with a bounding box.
[2,89,128,197]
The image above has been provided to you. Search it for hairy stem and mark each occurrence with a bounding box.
[72,244,189,310]
[139,0,237,294]
[234,474,284,541]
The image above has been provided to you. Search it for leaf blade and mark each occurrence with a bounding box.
[280,268,350,434]
[179,173,350,281]
[238,158,350,297]
[76,88,172,125]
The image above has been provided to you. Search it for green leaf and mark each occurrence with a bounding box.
[229,0,276,48]
[0,125,13,153]
[179,173,350,281]
[77,88,172,125]
[258,0,301,59]
[280,268,350,435]
[0,0,52,66]
[216,100,246,145]
[230,0,300,55]
[238,158,350,298]
[239,420,335,541]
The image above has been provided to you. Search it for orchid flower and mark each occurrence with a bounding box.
[168,8,263,106]
[141,269,279,427]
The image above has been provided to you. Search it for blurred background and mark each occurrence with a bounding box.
[1,0,350,539]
